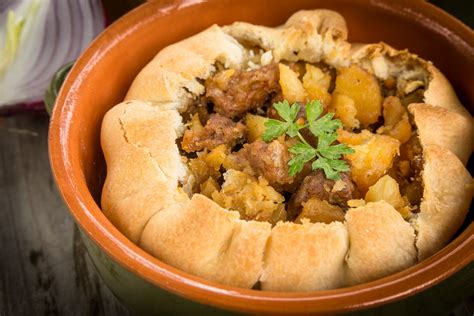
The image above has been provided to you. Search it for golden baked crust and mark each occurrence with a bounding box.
[101,9,473,291]
[350,42,471,118]
[140,194,271,288]
[345,201,417,285]
[125,25,245,110]
[101,100,188,242]
[414,145,473,260]
[223,10,350,67]
[260,221,348,291]
[409,103,472,165]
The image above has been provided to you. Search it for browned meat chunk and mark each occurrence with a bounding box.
[225,139,314,192]
[224,140,293,190]
[244,140,293,188]
[206,64,281,118]
[290,170,357,214]
[181,114,246,152]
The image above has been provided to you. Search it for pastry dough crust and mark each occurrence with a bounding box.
[125,25,245,110]
[140,194,271,288]
[101,100,188,242]
[349,42,471,118]
[414,145,473,260]
[409,103,472,165]
[101,10,473,290]
[260,221,348,291]
[345,201,417,285]
[223,10,351,67]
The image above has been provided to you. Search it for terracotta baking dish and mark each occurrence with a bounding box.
[49,0,473,314]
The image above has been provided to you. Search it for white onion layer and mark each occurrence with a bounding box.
[0,0,105,107]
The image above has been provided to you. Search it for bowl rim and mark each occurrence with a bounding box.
[49,0,474,314]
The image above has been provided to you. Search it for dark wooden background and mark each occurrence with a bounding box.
[0,113,130,315]
[0,1,472,315]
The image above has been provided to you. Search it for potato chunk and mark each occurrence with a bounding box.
[329,93,360,130]
[382,96,405,126]
[296,198,345,224]
[365,175,412,219]
[188,156,219,189]
[188,145,228,190]
[338,130,400,193]
[245,113,268,143]
[200,177,220,198]
[385,114,411,144]
[334,65,382,127]
[279,63,307,103]
[337,129,372,145]
[377,96,412,144]
[302,64,331,106]
[203,144,228,170]
[189,113,203,131]
[212,68,236,90]
[211,170,286,224]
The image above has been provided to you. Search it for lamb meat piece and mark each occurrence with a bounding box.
[289,169,357,214]
[244,140,293,188]
[225,140,294,190]
[205,64,281,118]
[225,139,315,192]
[181,113,246,153]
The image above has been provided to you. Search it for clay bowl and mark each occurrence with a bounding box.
[49,0,473,314]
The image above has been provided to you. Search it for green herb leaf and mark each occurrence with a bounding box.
[309,112,342,137]
[288,155,308,177]
[317,132,338,149]
[288,142,317,176]
[312,158,338,180]
[318,143,354,160]
[263,100,303,141]
[289,103,301,121]
[305,100,323,122]
[312,157,351,180]
[263,99,353,180]
[273,100,300,122]
[262,119,289,142]
[288,142,316,156]
[287,121,304,138]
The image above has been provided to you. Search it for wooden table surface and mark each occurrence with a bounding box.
[0,1,472,315]
[0,112,130,315]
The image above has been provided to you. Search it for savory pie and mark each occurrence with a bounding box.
[100,10,473,291]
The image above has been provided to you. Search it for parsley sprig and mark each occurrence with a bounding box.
[262,100,354,180]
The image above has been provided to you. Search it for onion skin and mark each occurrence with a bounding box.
[0,0,106,115]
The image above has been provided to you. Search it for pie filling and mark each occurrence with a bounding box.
[178,51,426,225]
